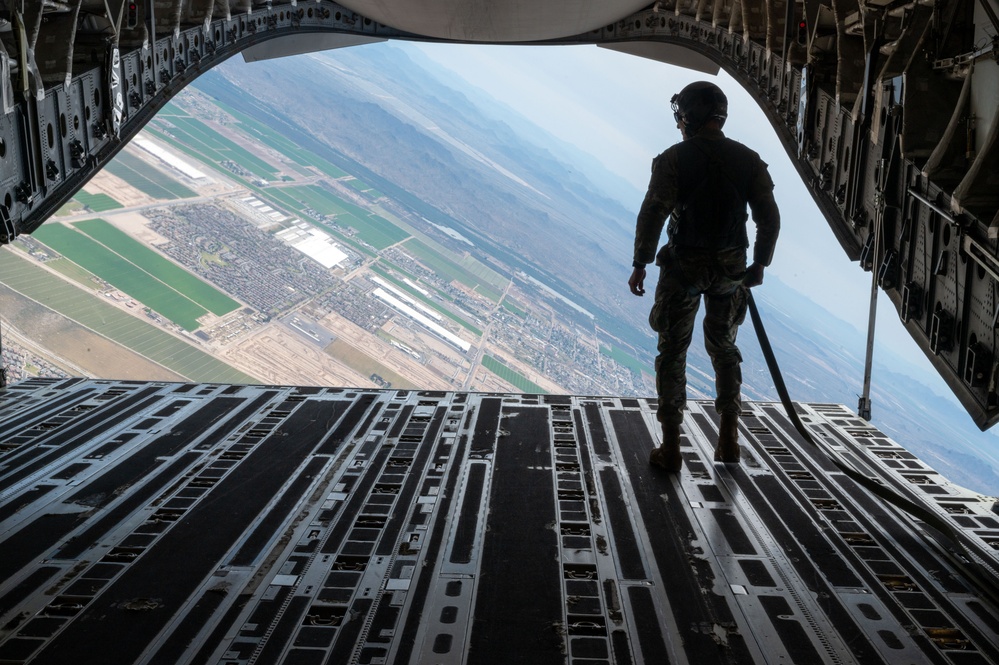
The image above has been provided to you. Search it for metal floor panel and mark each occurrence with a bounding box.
[1,379,999,664]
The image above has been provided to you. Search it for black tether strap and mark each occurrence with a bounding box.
[747,291,999,607]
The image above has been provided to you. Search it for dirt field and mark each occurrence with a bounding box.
[325,338,417,389]
[219,323,373,387]
[84,171,151,208]
[319,313,454,390]
[108,212,172,247]
[378,319,471,382]
[0,285,185,381]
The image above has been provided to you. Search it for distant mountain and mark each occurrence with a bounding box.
[194,44,999,495]
[397,44,646,209]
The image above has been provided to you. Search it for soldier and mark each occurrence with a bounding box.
[628,81,780,472]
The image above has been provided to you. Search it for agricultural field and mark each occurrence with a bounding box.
[207,98,352,179]
[482,355,547,394]
[104,151,197,200]
[74,191,123,212]
[501,298,527,318]
[31,223,211,331]
[55,200,85,216]
[403,239,505,302]
[281,185,409,250]
[0,251,256,383]
[345,178,384,200]
[155,112,278,180]
[255,186,300,212]
[600,344,647,376]
[73,219,240,316]
[44,258,97,288]
[146,128,230,179]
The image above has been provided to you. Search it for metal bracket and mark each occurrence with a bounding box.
[0,204,15,243]
[930,306,954,354]
[963,235,999,283]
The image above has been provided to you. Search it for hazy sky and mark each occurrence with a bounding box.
[408,43,933,358]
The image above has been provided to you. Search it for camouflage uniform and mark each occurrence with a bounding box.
[634,128,780,426]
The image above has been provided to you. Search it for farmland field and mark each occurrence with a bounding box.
[0,250,256,383]
[211,98,352,179]
[281,185,409,249]
[482,355,547,393]
[501,299,527,318]
[31,224,209,331]
[403,239,505,302]
[73,219,240,316]
[74,191,122,212]
[105,151,197,199]
[600,345,647,376]
[56,200,85,216]
[44,258,97,288]
[163,114,278,179]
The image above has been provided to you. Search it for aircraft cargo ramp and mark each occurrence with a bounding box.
[2,378,999,664]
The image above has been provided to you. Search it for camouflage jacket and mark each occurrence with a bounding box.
[632,128,780,268]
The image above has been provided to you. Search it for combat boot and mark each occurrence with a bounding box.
[714,412,740,463]
[650,422,682,472]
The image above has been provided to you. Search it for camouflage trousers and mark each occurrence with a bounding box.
[649,246,749,426]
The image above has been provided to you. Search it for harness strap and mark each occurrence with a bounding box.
[747,291,999,607]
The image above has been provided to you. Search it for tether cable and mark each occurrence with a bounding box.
[746,290,999,608]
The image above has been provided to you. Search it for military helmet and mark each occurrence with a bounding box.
[671,81,728,133]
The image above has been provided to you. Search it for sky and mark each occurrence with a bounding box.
[393,41,999,470]
[407,42,947,384]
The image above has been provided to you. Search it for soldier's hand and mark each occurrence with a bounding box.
[629,266,646,296]
[744,262,765,288]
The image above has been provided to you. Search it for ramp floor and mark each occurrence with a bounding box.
[2,378,999,664]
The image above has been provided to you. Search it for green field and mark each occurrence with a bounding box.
[404,239,505,302]
[482,355,547,393]
[55,200,85,216]
[74,191,122,212]
[257,186,301,211]
[105,151,197,200]
[0,251,256,383]
[146,127,232,180]
[44,257,97,288]
[600,345,648,376]
[346,178,384,199]
[73,219,239,316]
[212,99,351,178]
[158,100,187,117]
[281,185,409,249]
[31,224,210,331]
[158,113,278,180]
[501,298,527,318]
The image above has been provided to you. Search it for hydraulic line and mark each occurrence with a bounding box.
[859,215,878,421]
